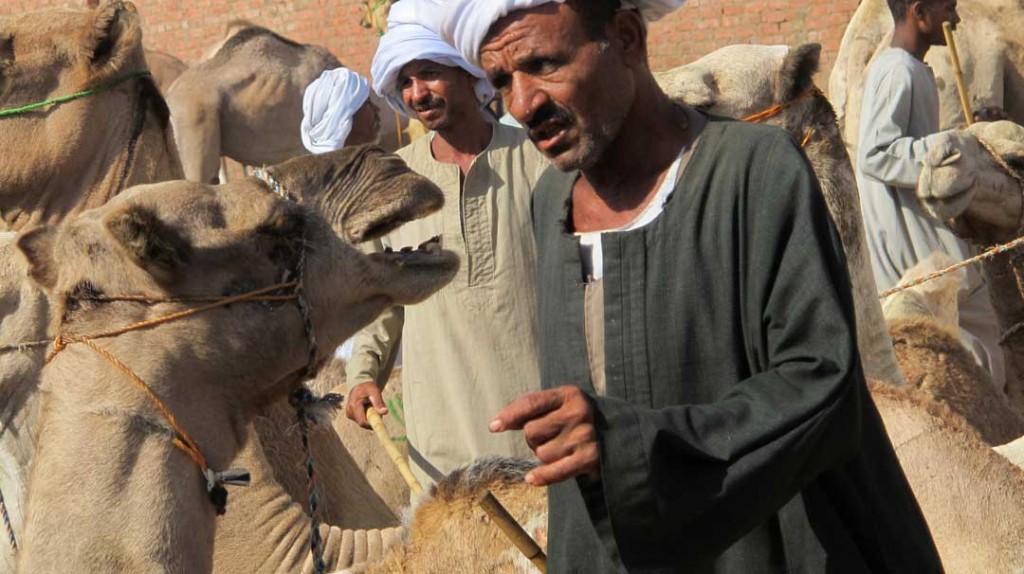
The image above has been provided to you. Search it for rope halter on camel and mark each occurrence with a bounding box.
[0,71,152,118]
[740,86,820,148]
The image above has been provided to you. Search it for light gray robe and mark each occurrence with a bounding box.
[856,47,1004,388]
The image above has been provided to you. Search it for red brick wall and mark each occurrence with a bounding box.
[3,0,860,92]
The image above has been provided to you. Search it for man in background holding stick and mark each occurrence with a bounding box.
[344,0,548,491]
[856,0,1007,391]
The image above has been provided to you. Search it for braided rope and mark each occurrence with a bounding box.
[878,235,1024,299]
[0,485,15,554]
[0,72,151,118]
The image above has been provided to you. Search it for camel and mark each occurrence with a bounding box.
[882,254,1024,444]
[829,0,1024,158]
[144,48,187,95]
[870,382,1024,573]
[15,145,457,572]
[0,1,183,232]
[916,120,1024,413]
[655,43,906,387]
[0,4,182,569]
[165,22,409,185]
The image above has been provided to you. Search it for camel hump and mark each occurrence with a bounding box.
[430,456,539,502]
[211,24,306,60]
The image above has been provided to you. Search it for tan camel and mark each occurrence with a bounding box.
[655,43,905,387]
[0,7,409,570]
[0,4,182,570]
[829,0,1024,157]
[166,22,408,185]
[883,254,1024,444]
[16,145,457,572]
[916,120,1024,413]
[144,48,187,95]
[870,382,1024,573]
[0,1,183,232]
[369,457,547,574]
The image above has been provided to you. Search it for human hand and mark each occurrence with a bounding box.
[490,385,599,486]
[345,381,388,429]
[973,106,1010,122]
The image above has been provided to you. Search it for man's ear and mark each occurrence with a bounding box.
[607,9,648,66]
[104,204,191,284]
[16,226,59,291]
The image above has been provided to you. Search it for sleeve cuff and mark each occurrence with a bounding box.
[585,394,661,566]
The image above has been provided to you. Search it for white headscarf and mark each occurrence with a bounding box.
[370,0,495,117]
[438,0,687,68]
[301,67,371,154]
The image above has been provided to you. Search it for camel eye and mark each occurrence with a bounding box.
[0,36,12,65]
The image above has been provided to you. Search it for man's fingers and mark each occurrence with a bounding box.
[533,423,596,464]
[368,389,389,415]
[524,447,599,486]
[490,387,572,432]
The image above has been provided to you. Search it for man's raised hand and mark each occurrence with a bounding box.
[490,385,600,486]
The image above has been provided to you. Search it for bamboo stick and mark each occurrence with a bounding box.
[394,110,405,149]
[365,406,423,496]
[943,21,973,126]
[476,490,548,573]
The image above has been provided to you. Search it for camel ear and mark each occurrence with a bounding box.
[16,226,59,291]
[105,205,191,283]
[84,1,142,70]
[777,43,821,103]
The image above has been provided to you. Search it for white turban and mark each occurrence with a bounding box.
[370,0,495,117]
[438,0,687,68]
[301,67,371,154]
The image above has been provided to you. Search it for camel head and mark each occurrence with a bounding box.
[918,121,1024,246]
[655,43,822,120]
[0,1,177,229]
[15,145,457,405]
[881,252,963,333]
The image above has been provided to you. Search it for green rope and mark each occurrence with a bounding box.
[0,71,150,118]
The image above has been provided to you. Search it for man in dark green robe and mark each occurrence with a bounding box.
[437,0,943,571]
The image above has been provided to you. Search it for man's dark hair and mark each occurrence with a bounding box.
[887,0,934,22]
[569,0,622,39]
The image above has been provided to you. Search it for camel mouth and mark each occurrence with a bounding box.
[369,235,452,266]
[920,185,972,221]
[348,186,444,245]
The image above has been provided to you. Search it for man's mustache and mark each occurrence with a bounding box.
[526,103,574,131]
[412,97,445,113]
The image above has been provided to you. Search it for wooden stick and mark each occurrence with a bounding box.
[476,491,547,573]
[394,110,405,149]
[943,21,973,126]
[365,406,424,496]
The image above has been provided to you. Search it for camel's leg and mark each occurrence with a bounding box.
[167,92,223,184]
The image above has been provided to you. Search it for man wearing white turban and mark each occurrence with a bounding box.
[301,67,381,153]
[442,0,943,572]
[343,0,549,493]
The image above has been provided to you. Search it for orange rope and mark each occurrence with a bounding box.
[43,281,302,497]
[48,282,297,361]
[741,87,819,123]
[64,335,210,473]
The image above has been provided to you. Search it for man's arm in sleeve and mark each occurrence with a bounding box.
[857,64,947,189]
[589,134,865,568]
